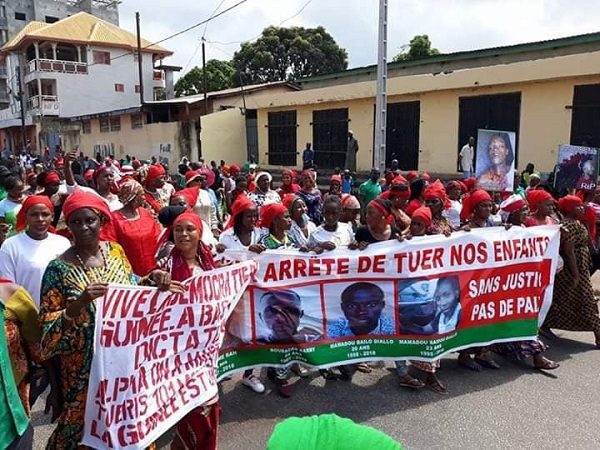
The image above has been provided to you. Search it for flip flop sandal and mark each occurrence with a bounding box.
[356,363,372,373]
[426,379,449,395]
[458,358,483,372]
[475,358,501,369]
[398,376,426,389]
[319,369,339,380]
[534,359,560,370]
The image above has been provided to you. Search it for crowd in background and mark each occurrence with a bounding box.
[1,147,599,450]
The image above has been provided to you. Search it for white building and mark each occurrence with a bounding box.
[0,11,173,154]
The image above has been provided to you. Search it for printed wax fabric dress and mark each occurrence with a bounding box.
[39,242,137,450]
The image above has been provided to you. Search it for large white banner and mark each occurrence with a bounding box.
[82,261,256,450]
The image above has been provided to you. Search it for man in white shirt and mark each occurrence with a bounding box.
[459,136,475,178]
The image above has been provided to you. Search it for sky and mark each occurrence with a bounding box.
[119,0,600,78]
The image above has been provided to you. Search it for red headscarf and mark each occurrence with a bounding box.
[62,188,112,224]
[557,195,583,215]
[230,165,241,176]
[464,177,476,192]
[406,171,419,183]
[526,189,554,213]
[461,189,492,220]
[261,203,288,229]
[392,174,408,185]
[411,206,432,227]
[421,172,431,181]
[145,164,166,186]
[330,175,342,185]
[42,171,61,187]
[341,194,360,210]
[185,170,201,185]
[15,195,54,232]
[282,193,299,210]
[423,179,451,209]
[84,169,95,181]
[368,199,394,225]
[177,186,200,208]
[225,195,255,229]
[169,211,216,282]
[93,165,112,184]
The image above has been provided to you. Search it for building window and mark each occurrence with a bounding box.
[92,51,111,65]
[131,113,144,129]
[0,6,6,19]
[385,101,421,170]
[15,12,26,21]
[312,109,349,169]
[114,83,124,93]
[45,16,59,24]
[570,84,600,148]
[110,117,121,132]
[82,120,91,134]
[135,85,141,94]
[268,111,297,166]
[99,118,110,133]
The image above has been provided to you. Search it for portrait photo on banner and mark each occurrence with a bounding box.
[399,276,462,335]
[475,129,516,192]
[553,144,599,193]
[325,281,396,339]
[253,286,323,345]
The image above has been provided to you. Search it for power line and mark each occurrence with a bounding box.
[87,0,250,68]
[209,0,314,47]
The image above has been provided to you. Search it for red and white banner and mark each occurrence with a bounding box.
[82,261,256,450]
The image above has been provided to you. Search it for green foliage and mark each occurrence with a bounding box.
[393,35,440,62]
[232,25,348,84]
[174,59,236,97]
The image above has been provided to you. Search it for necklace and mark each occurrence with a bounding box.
[75,244,108,283]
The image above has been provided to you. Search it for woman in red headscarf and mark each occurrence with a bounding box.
[0,196,70,307]
[422,180,452,236]
[156,211,220,450]
[101,178,162,276]
[39,189,181,449]
[143,164,169,213]
[324,175,343,200]
[277,169,300,199]
[380,178,411,232]
[216,196,267,395]
[524,190,557,227]
[349,199,424,387]
[444,180,463,230]
[542,195,600,347]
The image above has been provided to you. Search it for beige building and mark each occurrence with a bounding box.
[249,31,600,174]
[75,82,299,167]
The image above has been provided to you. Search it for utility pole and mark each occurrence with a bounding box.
[16,67,26,154]
[201,37,208,114]
[373,0,388,172]
[135,12,144,105]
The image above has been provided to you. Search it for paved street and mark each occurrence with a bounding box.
[30,276,600,450]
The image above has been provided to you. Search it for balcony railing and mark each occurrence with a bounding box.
[27,95,60,116]
[26,58,88,75]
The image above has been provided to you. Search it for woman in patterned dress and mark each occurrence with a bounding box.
[296,170,323,225]
[542,195,600,345]
[39,189,181,449]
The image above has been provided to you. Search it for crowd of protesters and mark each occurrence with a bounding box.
[0,147,599,450]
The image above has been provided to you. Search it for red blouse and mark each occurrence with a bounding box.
[101,208,162,276]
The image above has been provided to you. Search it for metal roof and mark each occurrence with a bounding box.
[2,12,171,55]
[298,31,600,84]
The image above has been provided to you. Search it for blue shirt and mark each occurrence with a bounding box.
[302,148,314,165]
[342,177,353,194]
[328,314,395,338]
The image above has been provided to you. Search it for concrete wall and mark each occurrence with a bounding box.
[79,114,182,168]
[200,108,246,165]
[255,75,600,174]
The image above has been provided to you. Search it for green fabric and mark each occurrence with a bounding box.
[358,179,382,205]
[0,188,6,202]
[267,414,402,450]
[514,185,526,200]
[0,304,29,449]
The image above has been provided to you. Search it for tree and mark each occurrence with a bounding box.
[232,26,348,85]
[393,35,440,62]
[174,59,235,97]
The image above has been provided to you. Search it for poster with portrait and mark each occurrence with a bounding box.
[553,144,598,192]
[475,129,517,192]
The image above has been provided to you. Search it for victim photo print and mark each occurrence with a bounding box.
[398,276,462,335]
